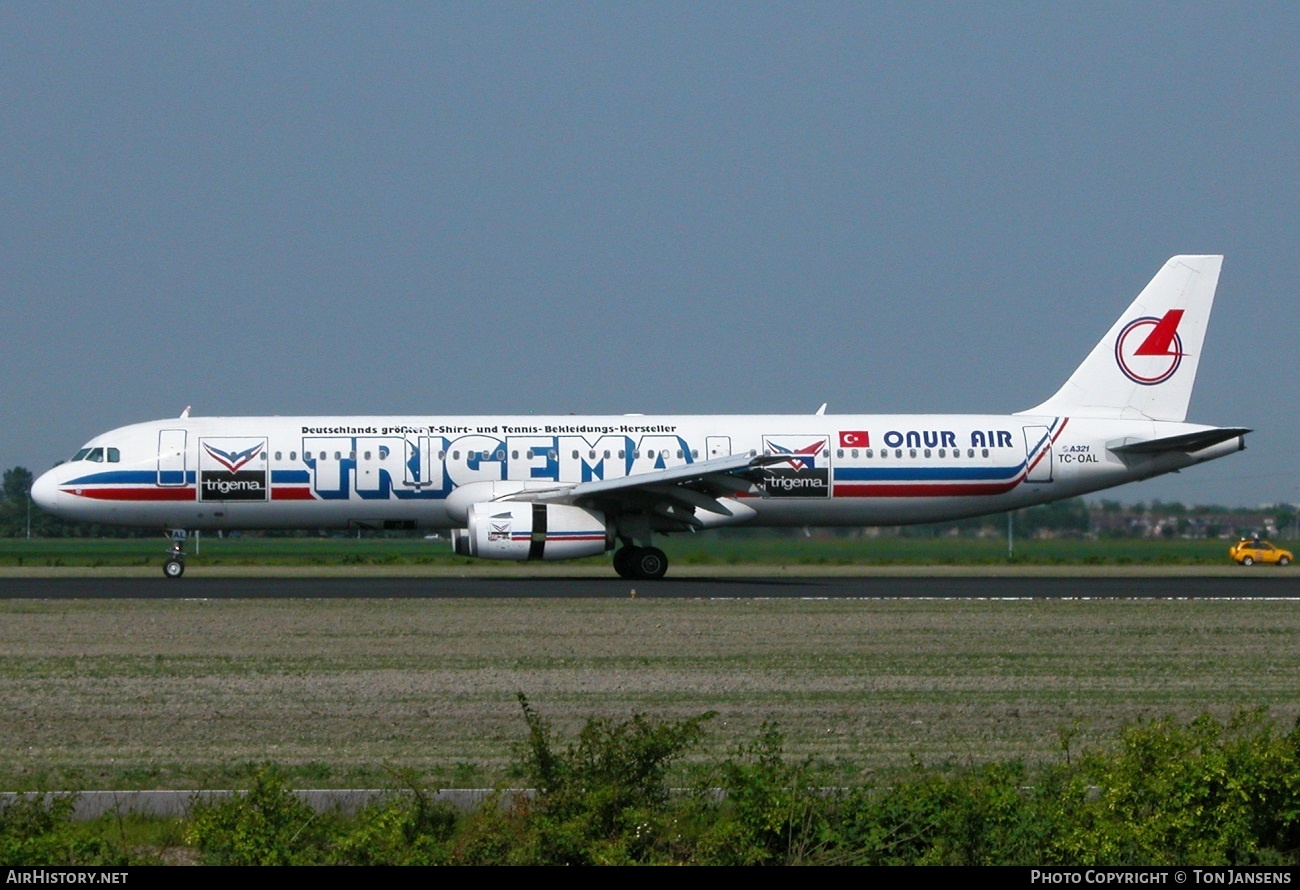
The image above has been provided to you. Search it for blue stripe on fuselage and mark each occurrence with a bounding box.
[832,463,1025,482]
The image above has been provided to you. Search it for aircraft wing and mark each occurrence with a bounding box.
[504,452,790,528]
[1107,427,1252,456]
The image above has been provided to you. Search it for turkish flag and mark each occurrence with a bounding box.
[839,431,869,448]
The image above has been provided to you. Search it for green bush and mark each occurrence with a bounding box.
[513,693,713,864]
[186,764,333,865]
[1053,709,1300,865]
[330,787,457,865]
[680,724,831,864]
[11,708,1300,865]
[0,793,134,866]
[834,760,1054,866]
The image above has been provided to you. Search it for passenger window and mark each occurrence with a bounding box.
[837,449,844,458]
[982,448,989,458]
[289,451,297,461]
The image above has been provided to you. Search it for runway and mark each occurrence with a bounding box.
[2,575,1297,599]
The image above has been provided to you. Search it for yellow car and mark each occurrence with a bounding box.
[1229,539,1293,566]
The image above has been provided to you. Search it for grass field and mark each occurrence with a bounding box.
[1,594,1297,792]
[0,533,1266,569]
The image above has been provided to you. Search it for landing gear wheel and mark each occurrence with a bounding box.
[613,547,637,579]
[163,558,185,579]
[633,547,668,581]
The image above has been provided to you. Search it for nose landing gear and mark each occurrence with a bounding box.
[162,531,186,579]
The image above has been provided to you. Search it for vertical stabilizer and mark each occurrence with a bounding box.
[1017,255,1223,422]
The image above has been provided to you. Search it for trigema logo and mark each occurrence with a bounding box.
[756,435,830,498]
[199,438,268,501]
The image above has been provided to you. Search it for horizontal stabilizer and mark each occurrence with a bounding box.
[1108,427,1251,456]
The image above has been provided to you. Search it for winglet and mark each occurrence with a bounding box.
[1017,255,1223,422]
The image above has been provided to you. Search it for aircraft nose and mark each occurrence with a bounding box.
[30,468,62,513]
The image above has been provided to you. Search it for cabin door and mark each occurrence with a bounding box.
[1022,426,1054,483]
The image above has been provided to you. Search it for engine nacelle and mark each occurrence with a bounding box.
[451,502,610,561]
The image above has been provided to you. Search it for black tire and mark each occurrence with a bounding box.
[1280,556,1290,566]
[163,558,185,579]
[634,547,668,581]
[612,547,637,579]
[1242,556,1254,566]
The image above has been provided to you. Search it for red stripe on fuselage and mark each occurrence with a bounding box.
[831,481,1020,498]
[271,488,316,500]
[66,487,318,502]
[64,488,195,501]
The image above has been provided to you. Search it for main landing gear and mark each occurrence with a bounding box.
[612,544,668,580]
[162,530,186,579]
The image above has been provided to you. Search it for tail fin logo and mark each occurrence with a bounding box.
[1115,310,1186,385]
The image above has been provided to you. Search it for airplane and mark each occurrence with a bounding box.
[31,255,1249,580]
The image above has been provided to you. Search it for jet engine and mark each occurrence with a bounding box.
[451,502,610,561]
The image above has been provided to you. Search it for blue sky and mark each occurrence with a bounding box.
[3,3,1296,507]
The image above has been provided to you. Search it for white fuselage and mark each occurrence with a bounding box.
[31,412,1243,533]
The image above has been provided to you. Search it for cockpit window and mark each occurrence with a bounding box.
[72,448,91,461]
[87,448,104,462]
[107,448,120,463]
